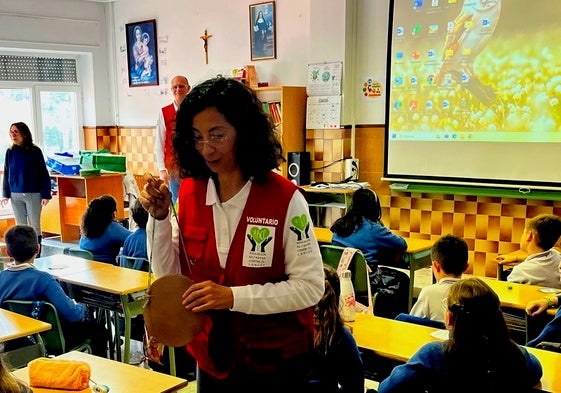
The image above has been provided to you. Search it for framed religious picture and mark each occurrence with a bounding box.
[249,1,276,61]
[125,19,159,87]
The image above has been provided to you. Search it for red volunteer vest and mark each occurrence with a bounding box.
[162,103,177,171]
[177,172,314,378]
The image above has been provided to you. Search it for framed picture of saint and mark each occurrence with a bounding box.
[126,19,159,87]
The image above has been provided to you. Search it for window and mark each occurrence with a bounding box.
[0,55,83,216]
[0,86,82,164]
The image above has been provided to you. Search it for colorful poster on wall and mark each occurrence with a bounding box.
[307,62,343,96]
[360,76,384,101]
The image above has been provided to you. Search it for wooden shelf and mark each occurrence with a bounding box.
[253,86,306,177]
[41,173,125,242]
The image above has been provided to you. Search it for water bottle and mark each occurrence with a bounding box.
[340,270,356,322]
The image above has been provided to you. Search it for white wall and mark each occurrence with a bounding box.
[111,0,314,126]
[0,0,388,128]
[0,0,114,126]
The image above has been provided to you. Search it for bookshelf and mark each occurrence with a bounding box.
[41,173,125,242]
[253,86,307,177]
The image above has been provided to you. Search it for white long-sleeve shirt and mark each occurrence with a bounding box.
[147,177,324,315]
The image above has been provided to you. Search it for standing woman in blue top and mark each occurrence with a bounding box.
[2,122,52,255]
[79,194,131,263]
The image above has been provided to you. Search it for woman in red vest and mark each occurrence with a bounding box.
[140,76,324,393]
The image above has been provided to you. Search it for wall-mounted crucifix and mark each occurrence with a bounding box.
[200,29,213,64]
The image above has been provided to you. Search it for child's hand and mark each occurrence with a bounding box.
[526,298,550,316]
[494,254,518,263]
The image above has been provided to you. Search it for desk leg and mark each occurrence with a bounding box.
[168,347,176,376]
[404,249,433,311]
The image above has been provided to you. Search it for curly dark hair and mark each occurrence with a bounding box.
[172,76,284,182]
[80,195,117,238]
[10,122,34,150]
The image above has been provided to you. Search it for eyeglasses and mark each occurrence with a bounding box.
[9,130,20,135]
[193,134,229,150]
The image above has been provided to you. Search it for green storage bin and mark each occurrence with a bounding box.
[92,153,126,172]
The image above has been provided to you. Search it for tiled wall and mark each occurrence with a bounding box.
[84,126,158,176]
[306,128,352,184]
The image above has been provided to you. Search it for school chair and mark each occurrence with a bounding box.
[3,300,92,357]
[115,255,179,375]
[63,247,95,260]
[394,312,446,329]
[320,245,375,315]
[117,255,149,272]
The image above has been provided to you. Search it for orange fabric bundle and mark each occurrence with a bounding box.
[28,357,91,390]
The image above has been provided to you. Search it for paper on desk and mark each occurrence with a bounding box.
[328,182,370,190]
[430,329,449,340]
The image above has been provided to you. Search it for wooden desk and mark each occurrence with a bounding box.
[0,308,52,369]
[0,309,51,342]
[314,226,332,244]
[33,254,99,278]
[313,228,434,311]
[347,313,561,392]
[34,256,151,365]
[478,276,554,310]
[346,313,439,362]
[13,351,188,393]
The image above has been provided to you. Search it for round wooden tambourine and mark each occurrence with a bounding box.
[143,275,205,347]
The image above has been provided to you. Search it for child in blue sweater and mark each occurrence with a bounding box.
[378,278,542,393]
[0,225,106,356]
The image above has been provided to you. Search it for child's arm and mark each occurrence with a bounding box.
[526,295,560,317]
[494,250,528,264]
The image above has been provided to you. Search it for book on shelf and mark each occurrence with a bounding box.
[269,101,282,124]
[262,102,270,114]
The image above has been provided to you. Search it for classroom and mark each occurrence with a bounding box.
[1,0,561,392]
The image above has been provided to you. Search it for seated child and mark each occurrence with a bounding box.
[120,198,148,260]
[0,225,106,356]
[331,188,407,266]
[505,214,561,288]
[378,278,543,393]
[309,265,364,393]
[79,194,131,264]
[409,234,469,322]
[331,188,409,318]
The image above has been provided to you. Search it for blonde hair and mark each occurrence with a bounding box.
[0,355,28,392]
[313,265,345,354]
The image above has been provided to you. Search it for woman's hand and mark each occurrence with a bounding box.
[139,172,171,220]
[41,199,49,207]
[182,280,234,312]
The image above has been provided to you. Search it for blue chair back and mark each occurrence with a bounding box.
[395,312,445,329]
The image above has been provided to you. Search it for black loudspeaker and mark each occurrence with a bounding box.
[287,152,311,186]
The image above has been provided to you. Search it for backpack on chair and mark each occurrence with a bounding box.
[370,266,410,319]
